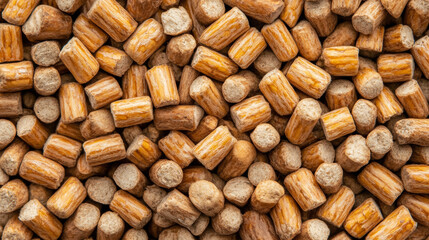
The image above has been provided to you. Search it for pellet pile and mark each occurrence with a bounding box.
[0,0,429,239]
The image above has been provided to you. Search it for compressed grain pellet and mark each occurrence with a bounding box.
[95,46,132,77]
[412,36,429,79]
[0,179,28,213]
[0,139,29,176]
[295,219,330,240]
[382,141,412,171]
[228,28,266,69]
[398,193,429,227]
[404,0,429,37]
[149,160,183,188]
[166,34,197,67]
[284,168,326,211]
[353,68,383,100]
[247,162,276,186]
[19,199,62,240]
[161,6,192,36]
[366,126,393,160]
[59,37,99,85]
[261,20,298,62]
[314,163,343,194]
[222,72,258,104]
[158,131,195,168]
[377,53,415,83]
[22,4,72,41]
[33,97,59,124]
[55,121,84,143]
[72,14,108,54]
[269,195,301,240]
[43,134,81,167]
[323,21,358,48]
[186,214,210,236]
[250,123,280,153]
[15,115,49,149]
[317,186,354,227]
[87,0,136,42]
[2,214,33,240]
[336,135,371,172]
[0,61,33,93]
[28,183,52,207]
[212,203,242,235]
[191,46,238,82]
[356,26,384,56]
[1,0,39,26]
[411,145,429,164]
[47,177,86,219]
[301,140,335,172]
[192,0,224,25]
[62,203,100,240]
[395,79,429,118]
[230,95,272,133]
[223,177,253,207]
[269,141,301,175]
[123,19,166,65]
[127,134,161,170]
[344,198,383,238]
[320,107,356,141]
[254,50,282,76]
[331,0,360,16]
[142,185,167,212]
[110,190,152,229]
[366,205,417,240]
[395,118,429,146]
[291,20,322,62]
[59,82,88,124]
[189,180,224,217]
[304,0,337,37]
[80,109,115,140]
[0,119,15,151]
[110,96,153,128]
[30,41,60,67]
[193,126,237,170]
[85,177,116,205]
[259,69,299,116]
[123,229,148,240]
[223,0,283,23]
[0,23,23,64]
[351,99,377,135]
[401,164,429,194]
[177,166,212,193]
[159,226,195,240]
[189,76,229,119]
[20,151,65,190]
[83,134,126,167]
[113,163,147,197]
[156,189,200,227]
[240,210,278,240]
[122,68,149,103]
[286,57,331,99]
[358,162,403,205]
[96,211,125,240]
[250,180,284,213]
[216,140,256,181]
[33,67,61,96]
[0,93,22,118]
[384,24,414,53]
[322,46,359,77]
[352,0,387,35]
[154,105,204,131]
